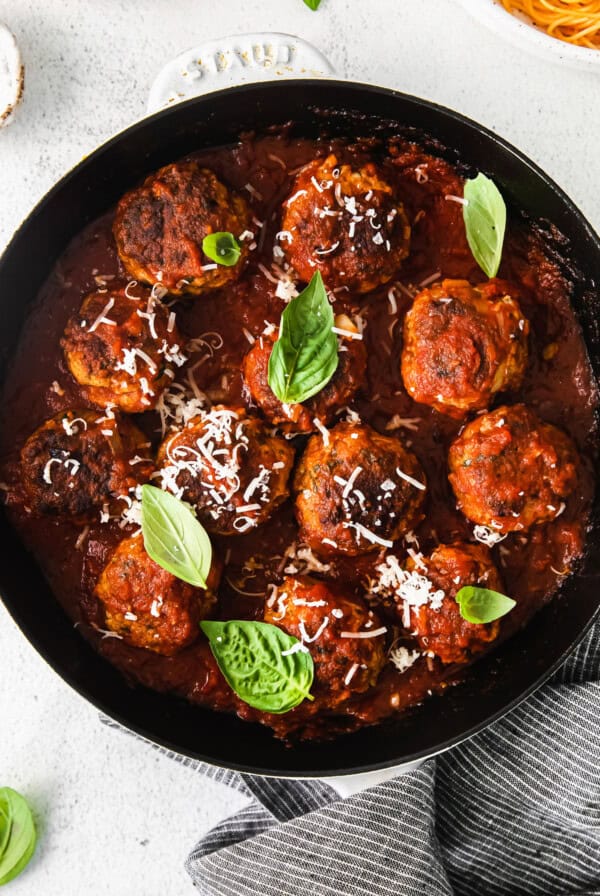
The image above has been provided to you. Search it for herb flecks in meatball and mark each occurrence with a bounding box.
[281,154,411,294]
[264,575,386,704]
[113,161,252,295]
[294,421,427,556]
[156,406,294,536]
[449,404,579,533]
[95,533,220,655]
[61,285,185,413]
[401,278,529,418]
[242,316,367,433]
[20,408,153,520]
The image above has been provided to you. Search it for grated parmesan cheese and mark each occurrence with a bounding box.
[445,194,468,206]
[385,415,420,432]
[389,645,421,673]
[396,466,426,491]
[281,541,332,576]
[473,525,507,547]
[371,554,445,619]
[331,326,363,340]
[340,627,387,639]
[299,617,329,644]
[343,521,394,549]
[88,297,116,333]
[313,418,330,446]
[344,663,360,686]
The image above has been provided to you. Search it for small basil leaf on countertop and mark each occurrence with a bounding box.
[268,271,339,404]
[456,585,516,625]
[303,0,322,8]
[141,484,212,588]
[463,173,506,279]
[0,788,36,886]
[201,620,315,713]
[202,232,241,267]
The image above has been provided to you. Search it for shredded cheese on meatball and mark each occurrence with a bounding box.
[389,645,421,673]
[159,408,248,514]
[473,525,507,547]
[281,541,332,576]
[371,555,445,627]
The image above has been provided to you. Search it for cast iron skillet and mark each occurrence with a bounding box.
[1,81,599,777]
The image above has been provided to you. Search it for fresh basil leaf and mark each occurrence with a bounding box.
[303,0,322,8]
[0,805,11,860]
[0,788,36,886]
[202,232,241,267]
[456,585,516,624]
[463,173,506,278]
[201,620,315,713]
[141,484,212,589]
[268,271,338,403]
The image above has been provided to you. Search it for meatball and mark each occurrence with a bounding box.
[448,404,579,533]
[264,576,386,703]
[281,154,411,294]
[156,406,294,535]
[294,421,426,556]
[242,316,367,433]
[407,543,503,664]
[113,161,252,296]
[95,533,220,655]
[401,279,529,418]
[61,286,184,412]
[20,408,152,520]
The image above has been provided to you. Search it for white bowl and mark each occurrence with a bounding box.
[0,23,24,127]
[456,0,600,71]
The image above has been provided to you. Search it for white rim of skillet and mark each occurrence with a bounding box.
[456,0,600,70]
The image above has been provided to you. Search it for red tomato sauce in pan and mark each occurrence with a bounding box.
[1,131,598,742]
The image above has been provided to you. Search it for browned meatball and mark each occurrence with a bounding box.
[294,421,426,556]
[407,543,503,664]
[448,404,579,533]
[61,286,185,412]
[113,161,252,296]
[95,533,220,655]
[20,408,153,520]
[281,154,411,294]
[264,575,386,704]
[242,316,367,433]
[401,279,529,418]
[156,406,294,535]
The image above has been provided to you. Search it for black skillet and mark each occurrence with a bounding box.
[1,81,599,777]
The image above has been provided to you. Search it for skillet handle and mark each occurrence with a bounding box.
[147,32,336,114]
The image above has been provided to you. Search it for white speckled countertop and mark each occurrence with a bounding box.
[1,1,599,893]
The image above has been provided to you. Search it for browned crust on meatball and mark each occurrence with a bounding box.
[113,161,252,296]
[242,326,367,433]
[401,278,529,419]
[156,406,294,535]
[95,533,220,655]
[408,543,503,664]
[20,408,153,520]
[448,404,579,533]
[281,154,411,294]
[293,421,427,556]
[61,286,184,412]
[264,575,386,703]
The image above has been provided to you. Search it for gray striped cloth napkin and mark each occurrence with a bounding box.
[104,619,600,895]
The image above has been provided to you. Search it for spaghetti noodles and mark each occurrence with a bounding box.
[500,0,600,49]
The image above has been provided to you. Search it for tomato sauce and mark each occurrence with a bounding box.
[1,132,598,742]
